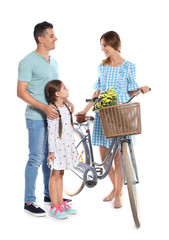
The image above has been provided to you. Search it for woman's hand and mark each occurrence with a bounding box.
[140,86,151,94]
[47,152,55,162]
[129,86,151,97]
[75,110,87,116]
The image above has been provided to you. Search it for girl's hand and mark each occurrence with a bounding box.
[140,86,151,94]
[47,152,55,162]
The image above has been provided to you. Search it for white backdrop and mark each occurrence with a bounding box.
[1,0,169,239]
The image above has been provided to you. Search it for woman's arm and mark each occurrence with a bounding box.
[76,90,100,115]
[129,85,150,96]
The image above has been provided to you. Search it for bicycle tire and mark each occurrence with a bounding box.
[64,128,90,196]
[122,142,141,228]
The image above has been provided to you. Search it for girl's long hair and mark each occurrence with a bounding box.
[45,80,73,138]
[100,31,121,65]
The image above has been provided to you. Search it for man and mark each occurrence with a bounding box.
[17,21,72,216]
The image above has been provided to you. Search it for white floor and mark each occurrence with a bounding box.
[2,155,168,240]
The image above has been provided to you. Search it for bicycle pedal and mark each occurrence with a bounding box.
[86,180,97,187]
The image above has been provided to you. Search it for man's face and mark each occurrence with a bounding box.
[40,28,57,50]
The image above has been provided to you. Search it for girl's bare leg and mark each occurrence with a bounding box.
[58,170,64,204]
[49,170,64,207]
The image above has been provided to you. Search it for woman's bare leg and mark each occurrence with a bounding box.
[99,146,116,201]
[113,150,123,208]
[99,146,123,207]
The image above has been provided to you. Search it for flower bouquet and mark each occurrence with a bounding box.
[92,87,118,111]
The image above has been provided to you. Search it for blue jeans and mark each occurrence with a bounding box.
[25,119,50,203]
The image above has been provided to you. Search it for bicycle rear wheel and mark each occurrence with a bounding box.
[64,128,90,196]
[122,142,141,228]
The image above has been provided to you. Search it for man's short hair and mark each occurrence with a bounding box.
[34,21,53,44]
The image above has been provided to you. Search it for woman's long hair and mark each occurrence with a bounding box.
[45,80,73,138]
[100,31,121,65]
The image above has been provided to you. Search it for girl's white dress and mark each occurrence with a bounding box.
[47,105,79,170]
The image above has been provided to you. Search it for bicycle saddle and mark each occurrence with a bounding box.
[75,115,94,123]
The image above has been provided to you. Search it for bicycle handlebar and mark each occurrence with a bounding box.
[86,97,98,103]
[126,88,151,103]
[86,88,151,104]
[126,90,142,103]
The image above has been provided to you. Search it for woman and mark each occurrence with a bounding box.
[76,31,149,208]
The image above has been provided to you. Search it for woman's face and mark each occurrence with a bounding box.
[100,38,116,57]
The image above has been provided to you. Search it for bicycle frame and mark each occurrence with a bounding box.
[74,121,140,185]
[73,89,149,186]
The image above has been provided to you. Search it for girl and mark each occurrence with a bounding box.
[45,80,78,219]
[76,31,150,208]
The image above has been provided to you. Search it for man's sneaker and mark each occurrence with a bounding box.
[24,202,47,217]
[44,196,72,205]
[50,205,68,219]
[61,202,77,215]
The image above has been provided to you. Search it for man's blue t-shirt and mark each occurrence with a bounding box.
[18,51,59,120]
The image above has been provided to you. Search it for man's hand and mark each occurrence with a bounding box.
[43,105,59,120]
[64,99,75,113]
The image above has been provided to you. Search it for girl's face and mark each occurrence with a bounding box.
[100,38,116,57]
[57,82,69,99]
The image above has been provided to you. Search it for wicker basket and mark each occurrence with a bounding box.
[99,102,141,138]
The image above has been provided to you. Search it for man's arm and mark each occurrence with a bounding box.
[17,81,58,119]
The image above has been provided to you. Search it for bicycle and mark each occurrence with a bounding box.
[64,90,150,228]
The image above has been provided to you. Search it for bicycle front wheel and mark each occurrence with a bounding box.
[122,142,141,228]
[64,128,90,196]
